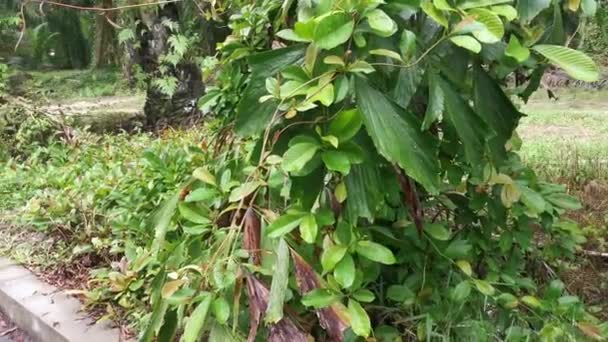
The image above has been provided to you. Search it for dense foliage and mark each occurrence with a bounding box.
[1,0,607,341]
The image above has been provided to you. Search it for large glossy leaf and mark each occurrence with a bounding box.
[437,76,487,167]
[344,163,384,222]
[517,0,551,24]
[422,72,444,130]
[265,238,290,323]
[313,12,354,49]
[391,67,423,109]
[532,45,599,82]
[355,77,440,193]
[235,45,305,136]
[468,8,504,43]
[473,64,522,162]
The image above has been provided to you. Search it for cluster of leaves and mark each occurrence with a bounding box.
[128,0,608,340]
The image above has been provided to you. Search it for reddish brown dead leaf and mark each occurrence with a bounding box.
[577,322,603,340]
[290,250,349,341]
[394,165,424,235]
[245,274,308,342]
[243,207,262,265]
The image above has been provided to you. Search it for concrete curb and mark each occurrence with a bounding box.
[0,258,123,342]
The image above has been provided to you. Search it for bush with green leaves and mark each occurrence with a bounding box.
[128,0,608,341]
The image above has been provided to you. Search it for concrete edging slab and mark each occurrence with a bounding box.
[0,257,123,342]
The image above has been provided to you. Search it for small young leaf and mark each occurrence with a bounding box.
[282,142,320,172]
[521,295,542,308]
[328,109,363,142]
[301,289,340,308]
[370,49,403,62]
[356,241,396,264]
[451,281,471,302]
[366,9,398,37]
[335,181,347,202]
[324,55,345,66]
[399,30,417,60]
[193,167,216,186]
[212,296,230,324]
[505,35,530,62]
[424,222,451,240]
[474,279,495,296]
[348,299,371,337]
[322,151,351,174]
[334,253,355,288]
[313,11,355,50]
[352,289,375,303]
[449,35,482,53]
[348,60,376,74]
[456,260,473,276]
[266,213,306,238]
[185,188,217,202]
[299,214,318,243]
[321,245,348,272]
[228,181,262,202]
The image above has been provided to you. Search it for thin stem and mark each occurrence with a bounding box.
[370,36,448,70]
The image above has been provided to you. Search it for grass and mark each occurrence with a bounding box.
[11,68,143,100]
[518,88,608,186]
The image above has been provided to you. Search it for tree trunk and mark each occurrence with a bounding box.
[93,0,117,68]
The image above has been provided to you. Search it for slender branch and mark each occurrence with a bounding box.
[370,36,447,70]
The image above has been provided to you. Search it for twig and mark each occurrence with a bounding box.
[0,327,17,336]
[580,249,608,258]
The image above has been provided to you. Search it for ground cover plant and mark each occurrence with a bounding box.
[1,0,608,341]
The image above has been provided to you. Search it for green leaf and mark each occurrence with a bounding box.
[344,163,384,222]
[532,45,599,82]
[517,0,551,23]
[335,181,348,202]
[355,77,440,193]
[328,109,363,142]
[370,49,403,62]
[497,293,519,309]
[505,35,530,62]
[473,64,522,161]
[387,285,415,302]
[152,193,179,254]
[491,4,517,20]
[458,0,512,9]
[265,239,290,323]
[545,192,582,210]
[266,213,306,238]
[236,45,305,136]
[399,30,417,60]
[451,281,471,302]
[348,60,375,74]
[438,75,487,167]
[424,222,450,240]
[282,142,320,173]
[474,279,495,296]
[456,260,473,276]
[313,11,355,50]
[301,289,340,308]
[391,66,423,109]
[356,241,396,264]
[158,310,178,342]
[348,299,371,337]
[183,294,213,342]
[334,253,355,288]
[449,35,482,53]
[276,29,311,42]
[185,188,217,202]
[352,289,375,303]
[501,183,521,207]
[212,297,230,324]
[521,295,542,308]
[193,167,217,186]
[421,0,448,27]
[422,72,444,130]
[366,9,398,37]
[468,8,504,43]
[322,151,351,174]
[322,245,348,272]
[581,0,597,16]
[228,181,262,202]
[518,185,547,214]
[299,214,318,243]
[324,55,345,66]
[178,203,210,224]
